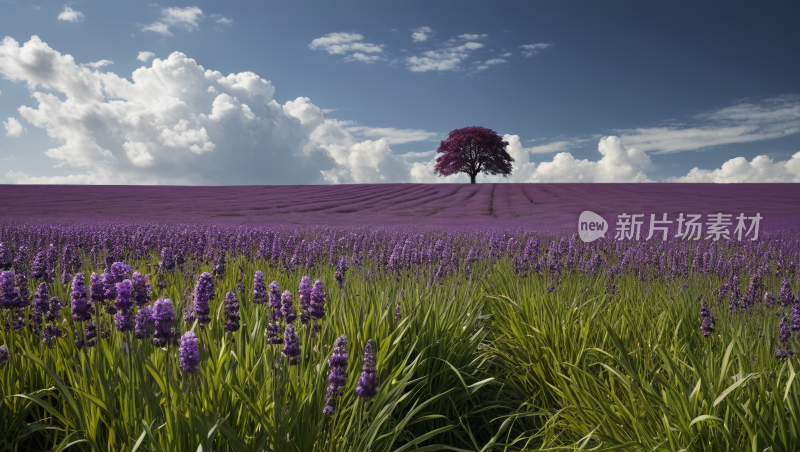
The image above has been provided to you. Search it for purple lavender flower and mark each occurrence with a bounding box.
[133,306,155,339]
[89,272,104,306]
[268,280,282,314]
[356,339,378,400]
[0,243,9,271]
[160,247,175,271]
[30,282,49,334]
[0,344,8,368]
[395,302,400,321]
[792,305,800,332]
[15,271,29,307]
[30,250,46,281]
[179,331,200,373]
[335,257,348,290]
[253,271,268,304]
[309,279,326,320]
[266,321,283,345]
[298,276,312,324]
[193,272,214,326]
[765,291,776,308]
[85,320,97,348]
[282,324,300,365]
[70,273,91,322]
[281,290,296,323]
[152,297,176,347]
[131,272,150,307]
[777,315,794,361]
[224,291,240,333]
[42,297,63,349]
[114,310,134,331]
[779,279,794,307]
[0,271,18,309]
[323,334,348,415]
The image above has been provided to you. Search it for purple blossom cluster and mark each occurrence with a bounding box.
[324,334,348,415]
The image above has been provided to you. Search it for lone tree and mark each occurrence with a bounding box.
[434,126,513,184]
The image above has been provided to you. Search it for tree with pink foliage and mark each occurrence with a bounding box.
[434,126,513,184]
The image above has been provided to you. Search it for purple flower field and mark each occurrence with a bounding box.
[1,182,800,451]
[2,183,799,231]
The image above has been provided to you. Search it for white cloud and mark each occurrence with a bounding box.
[137,51,155,62]
[458,34,488,40]
[84,59,114,69]
[670,152,800,182]
[411,26,433,42]
[406,41,485,72]
[141,6,204,36]
[216,17,233,26]
[500,52,512,57]
[411,135,653,183]
[399,150,436,160]
[528,137,596,154]
[484,58,506,65]
[308,33,384,63]
[619,95,800,154]
[4,117,25,137]
[520,43,552,57]
[58,6,84,22]
[343,126,438,144]
[0,36,413,185]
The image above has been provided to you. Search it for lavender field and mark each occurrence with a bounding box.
[1,184,800,451]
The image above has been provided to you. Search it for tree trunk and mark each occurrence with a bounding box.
[470,173,476,184]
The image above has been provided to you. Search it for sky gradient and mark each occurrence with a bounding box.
[1,0,799,184]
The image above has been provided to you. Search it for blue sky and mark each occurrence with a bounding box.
[1,0,799,184]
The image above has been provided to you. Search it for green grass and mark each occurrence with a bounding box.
[1,252,799,451]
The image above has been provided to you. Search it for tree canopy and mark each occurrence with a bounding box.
[433,126,513,184]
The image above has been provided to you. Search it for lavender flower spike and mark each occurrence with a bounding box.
[356,339,378,400]
[134,306,154,339]
[281,290,296,323]
[224,291,240,332]
[179,331,200,373]
[282,324,300,365]
[323,334,348,415]
[298,276,312,324]
[309,279,326,321]
[253,271,268,305]
[268,280,282,314]
[152,297,176,347]
[194,272,214,326]
[70,273,91,322]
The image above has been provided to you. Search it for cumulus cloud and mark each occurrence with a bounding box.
[141,6,204,36]
[343,126,438,144]
[475,58,506,71]
[308,32,384,63]
[0,36,416,185]
[458,34,488,40]
[216,17,233,26]
[58,6,84,22]
[411,26,433,42]
[619,95,800,154]
[137,51,155,62]
[406,41,484,72]
[670,152,800,182]
[520,43,552,57]
[84,59,113,69]
[4,117,25,137]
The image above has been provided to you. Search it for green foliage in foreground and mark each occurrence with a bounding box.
[2,254,800,451]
